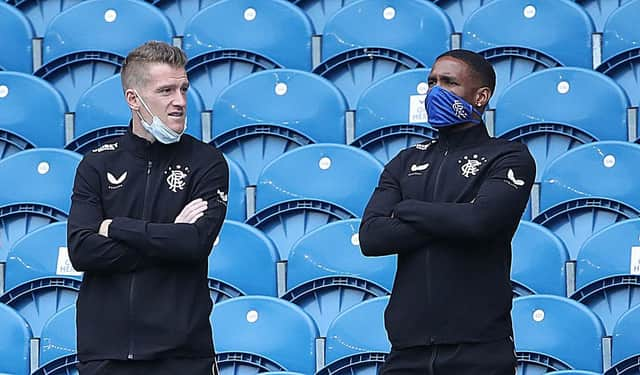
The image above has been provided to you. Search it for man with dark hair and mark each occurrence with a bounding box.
[359,49,535,374]
[68,41,227,374]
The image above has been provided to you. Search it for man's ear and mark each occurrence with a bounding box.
[125,89,139,111]
[474,86,492,110]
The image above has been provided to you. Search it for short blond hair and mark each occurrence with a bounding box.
[121,41,187,90]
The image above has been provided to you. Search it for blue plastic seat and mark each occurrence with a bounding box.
[597,0,640,110]
[571,218,640,335]
[315,0,451,108]
[317,296,390,375]
[282,219,395,336]
[288,0,358,33]
[208,220,279,302]
[146,0,218,36]
[575,0,632,32]
[495,67,630,183]
[0,71,67,159]
[0,303,32,375]
[247,144,383,259]
[8,0,82,37]
[606,304,640,375]
[69,73,204,153]
[511,221,569,297]
[39,304,77,367]
[533,141,640,259]
[1,222,80,338]
[212,69,347,184]
[34,0,174,109]
[512,295,605,374]
[547,371,600,375]
[0,149,81,262]
[183,0,313,109]
[226,156,248,222]
[211,296,318,374]
[353,68,436,164]
[430,0,491,32]
[0,2,33,73]
[462,0,594,108]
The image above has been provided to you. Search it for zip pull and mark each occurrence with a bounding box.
[444,149,448,157]
[146,161,152,175]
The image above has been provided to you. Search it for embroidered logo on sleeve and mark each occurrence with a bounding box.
[505,168,526,189]
[165,165,189,192]
[217,189,228,205]
[107,171,127,189]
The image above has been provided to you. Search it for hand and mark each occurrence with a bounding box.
[174,198,208,224]
[99,219,112,237]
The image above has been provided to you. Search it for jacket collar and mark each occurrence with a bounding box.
[120,121,179,159]
[436,122,490,150]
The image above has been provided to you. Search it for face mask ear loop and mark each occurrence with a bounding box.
[134,89,154,123]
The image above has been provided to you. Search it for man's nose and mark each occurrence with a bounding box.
[172,91,187,107]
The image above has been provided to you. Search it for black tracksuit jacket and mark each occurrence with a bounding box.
[67,128,228,361]
[359,123,535,348]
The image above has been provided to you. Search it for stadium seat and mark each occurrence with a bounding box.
[547,371,601,375]
[69,73,204,153]
[597,0,640,110]
[210,295,318,374]
[282,219,396,336]
[352,68,436,163]
[0,71,67,159]
[226,156,248,222]
[430,0,491,32]
[288,0,358,33]
[1,222,81,337]
[533,141,640,259]
[0,303,32,375]
[571,218,640,335]
[575,0,631,32]
[606,304,640,375]
[317,296,390,375]
[211,69,347,184]
[511,221,569,297]
[35,0,174,109]
[494,67,630,183]
[208,220,279,302]
[462,0,594,107]
[183,0,313,109]
[247,144,383,259]
[513,295,605,373]
[7,0,82,37]
[0,2,33,73]
[146,0,218,36]
[0,149,81,262]
[315,0,452,108]
[39,304,77,366]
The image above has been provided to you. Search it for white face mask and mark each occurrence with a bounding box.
[134,90,187,144]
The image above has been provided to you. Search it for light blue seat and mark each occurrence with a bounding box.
[211,296,318,374]
[183,0,313,109]
[288,0,358,33]
[0,71,67,159]
[511,221,569,297]
[317,296,390,375]
[208,220,279,302]
[146,0,218,36]
[547,371,601,375]
[226,156,248,222]
[1,222,80,338]
[39,304,77,367]
[353,68,436,164]
[0,149,81,262]
[315,0,451,108]
[247,144,383,259]
[533,141,640,259]
[575,0,632,32]
[8,0,82,37]
[571,218,640,335]
[282,219,395,336]
[494,67,630,183]
[0,303,32,375]
[463,0,594,108]
[34,0,174,109]
[606,304,640,375]
[431,0,492,32]
[597,0,640,111]
[69,73,204,153]
[0,2,33,73]
[212,69,347,184]
[513,295,605,374]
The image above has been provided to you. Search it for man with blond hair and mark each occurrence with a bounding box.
[68,41,227,374]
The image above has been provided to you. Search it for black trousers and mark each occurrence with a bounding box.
[77,357,217,375]
[379,337,517,375]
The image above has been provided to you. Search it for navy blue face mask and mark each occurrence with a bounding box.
[425,86,483,128]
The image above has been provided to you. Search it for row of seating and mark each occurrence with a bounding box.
[2,0,640,111]
[3,294,640,374]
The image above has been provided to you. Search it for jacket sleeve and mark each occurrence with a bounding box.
[107,156,228,264]
[393,146,535,242]
[359,157,431,257]
[67,158,144,273]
